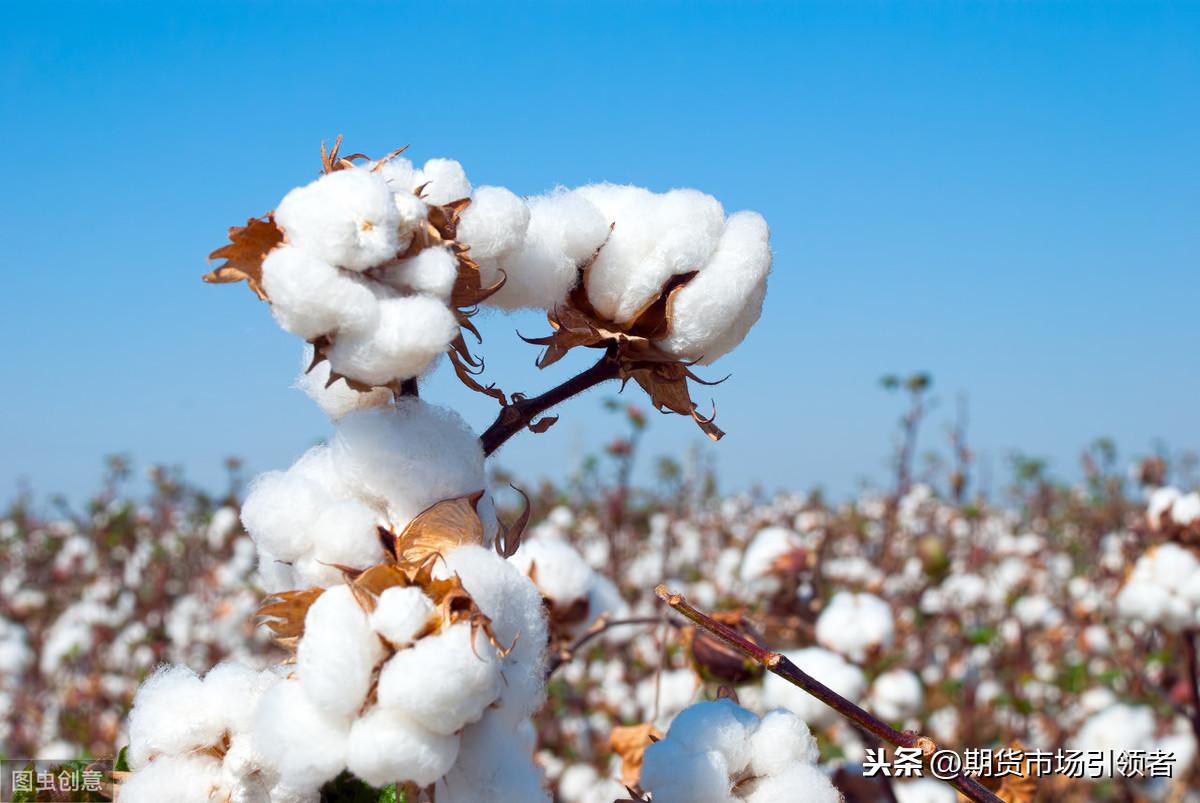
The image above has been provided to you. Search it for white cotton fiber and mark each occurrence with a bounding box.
[254,680,350,791]
[377,621,502,735]
[510,534,595,608]
[1147,486,1182,528]
[381,246,459,300]
[576,184,725,325]
[747,708,820,777]
[640,738,735,803]
[893,779,959,803]
[295,350,392,421]
[202,662,281,736]
[739,526,802,583]
[331,401,487,533]
[815,591,895,661]
[275,167,402,272]
[117,754,225,803]
[297,585,386,720]
[657,211,771,364]
[1117,543,1200,632]
[743,763,840,803]
[869,668,924,722]
[288,444,352,499]
[419,158,472,205]
[458,186,530,285]
[490,190,610,310]
[439,545,549,716]
[261,247,379,340]
[240,470,327,563]
[127,664,224,768]
[326,293,458,386]
[763,647,865,728]
[370,585,436,647]
[436,710,551,803]
[1173,492,1200,525]
[666,699,759,775]
[377,157,421,196]
[309,499,385,570]
[345,707,460,787]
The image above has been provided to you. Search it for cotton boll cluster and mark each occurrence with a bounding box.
[763,648,865,728]
[455,182,771,363]
[122,662,293,803]
[1116,543,1200,632]
[639,700,839,803]
[242,399,491,590]
[815,591,895,661]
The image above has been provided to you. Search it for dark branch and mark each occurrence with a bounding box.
[544,615,674,679]
[480,347,622,456]
[654,585,1004,803]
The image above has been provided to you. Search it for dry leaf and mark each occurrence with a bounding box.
[610,722,663,788]
[204,216,284,300]
[394,491,487,566]
[257,587,325,650]
[494,485,531,559]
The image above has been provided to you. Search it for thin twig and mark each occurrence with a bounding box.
[480,347,622,456]
[545,616,675,678]
[654,585,1003,803]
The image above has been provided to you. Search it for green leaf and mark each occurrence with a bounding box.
[115,745,130,772]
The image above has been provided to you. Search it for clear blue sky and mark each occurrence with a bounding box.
[2,1,1197,504]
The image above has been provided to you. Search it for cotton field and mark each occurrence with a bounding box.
[2,141,1198,803]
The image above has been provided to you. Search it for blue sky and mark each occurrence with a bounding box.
[2,1,1197,504]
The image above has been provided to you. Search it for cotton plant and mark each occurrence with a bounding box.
[113,140,779,802]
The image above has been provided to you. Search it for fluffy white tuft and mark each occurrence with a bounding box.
[275,168,402,272]
[326,294,458,386]
[370,586,436,647]
[261,246,379,340]
[297,585,386,720]
[345,707,460,787]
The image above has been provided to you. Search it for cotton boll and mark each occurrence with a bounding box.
[275,168,402,272]
[332,401,487,534]
[255,548,298,594]
[640,738,735,803]
[657,211,771,364]
[815,591,895,661]
[202,662,280,736]
[261,247,379,339]
[295,350,392,420]
[740,526,802,583]
[240,470,328,563]
[419,158,472,205]
[309,499,385,570]
[492,190,609,310]
[289,444,353,500]
[763,647,865,728]
[377,157,420,196]
[666,699,759,775]
[326,294,458,386]
[127,665,224,768]
[345,707,460,787]
[1172,492,1200,525]
[869,669,924,723]
[1147,486,1182,528]
[439,545,549,716]
[377,622,503,735]
[297,585,386,720]
[437,710,550,803]
[370,586,436,647]
[743,763,840,803]
[510,534,595,608]
[380,246,459,300]
[118,754,225,803]
[457,186,530,289]
[254,680,350,791]
[747,708,820,777]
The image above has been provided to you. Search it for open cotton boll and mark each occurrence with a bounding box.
[380,246,459,300]
[332,401,488,534]
[763,647,865,728]
[297,585,386,720]
[1117,543,1200,632]
[309,499,385,570]
[418,158,472,205]
[1072,704,1158,778]
[202,662,281,736]
[491,190,610,310]
[289,444,352,499]
[295,350,392,421]
[326,294,459,386]
[869,668,924,723]
[254,680,350,792]
[815,591,895,661]
[510,534,595,608]
[640,738,735,803]
[742,763,840,803]
[378,621,503,735]
[457,186,530,283]
[377,157,420,196]
[438,545,549,716]
[240,470,329,563]
[437,710,551,803]
[656,211,771,365]
[739,526,802,583]
[576,185,725,325]
[370,586,436,647]
[261,246,379,340]
[345,707,460,787]
[117,754,225,803]
[275,167,401,272]
[1146,486,1181,528]
[667,699,759,775]
[747,709,820,777]
[127,664,224,768]
[1173,491,1200,525]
